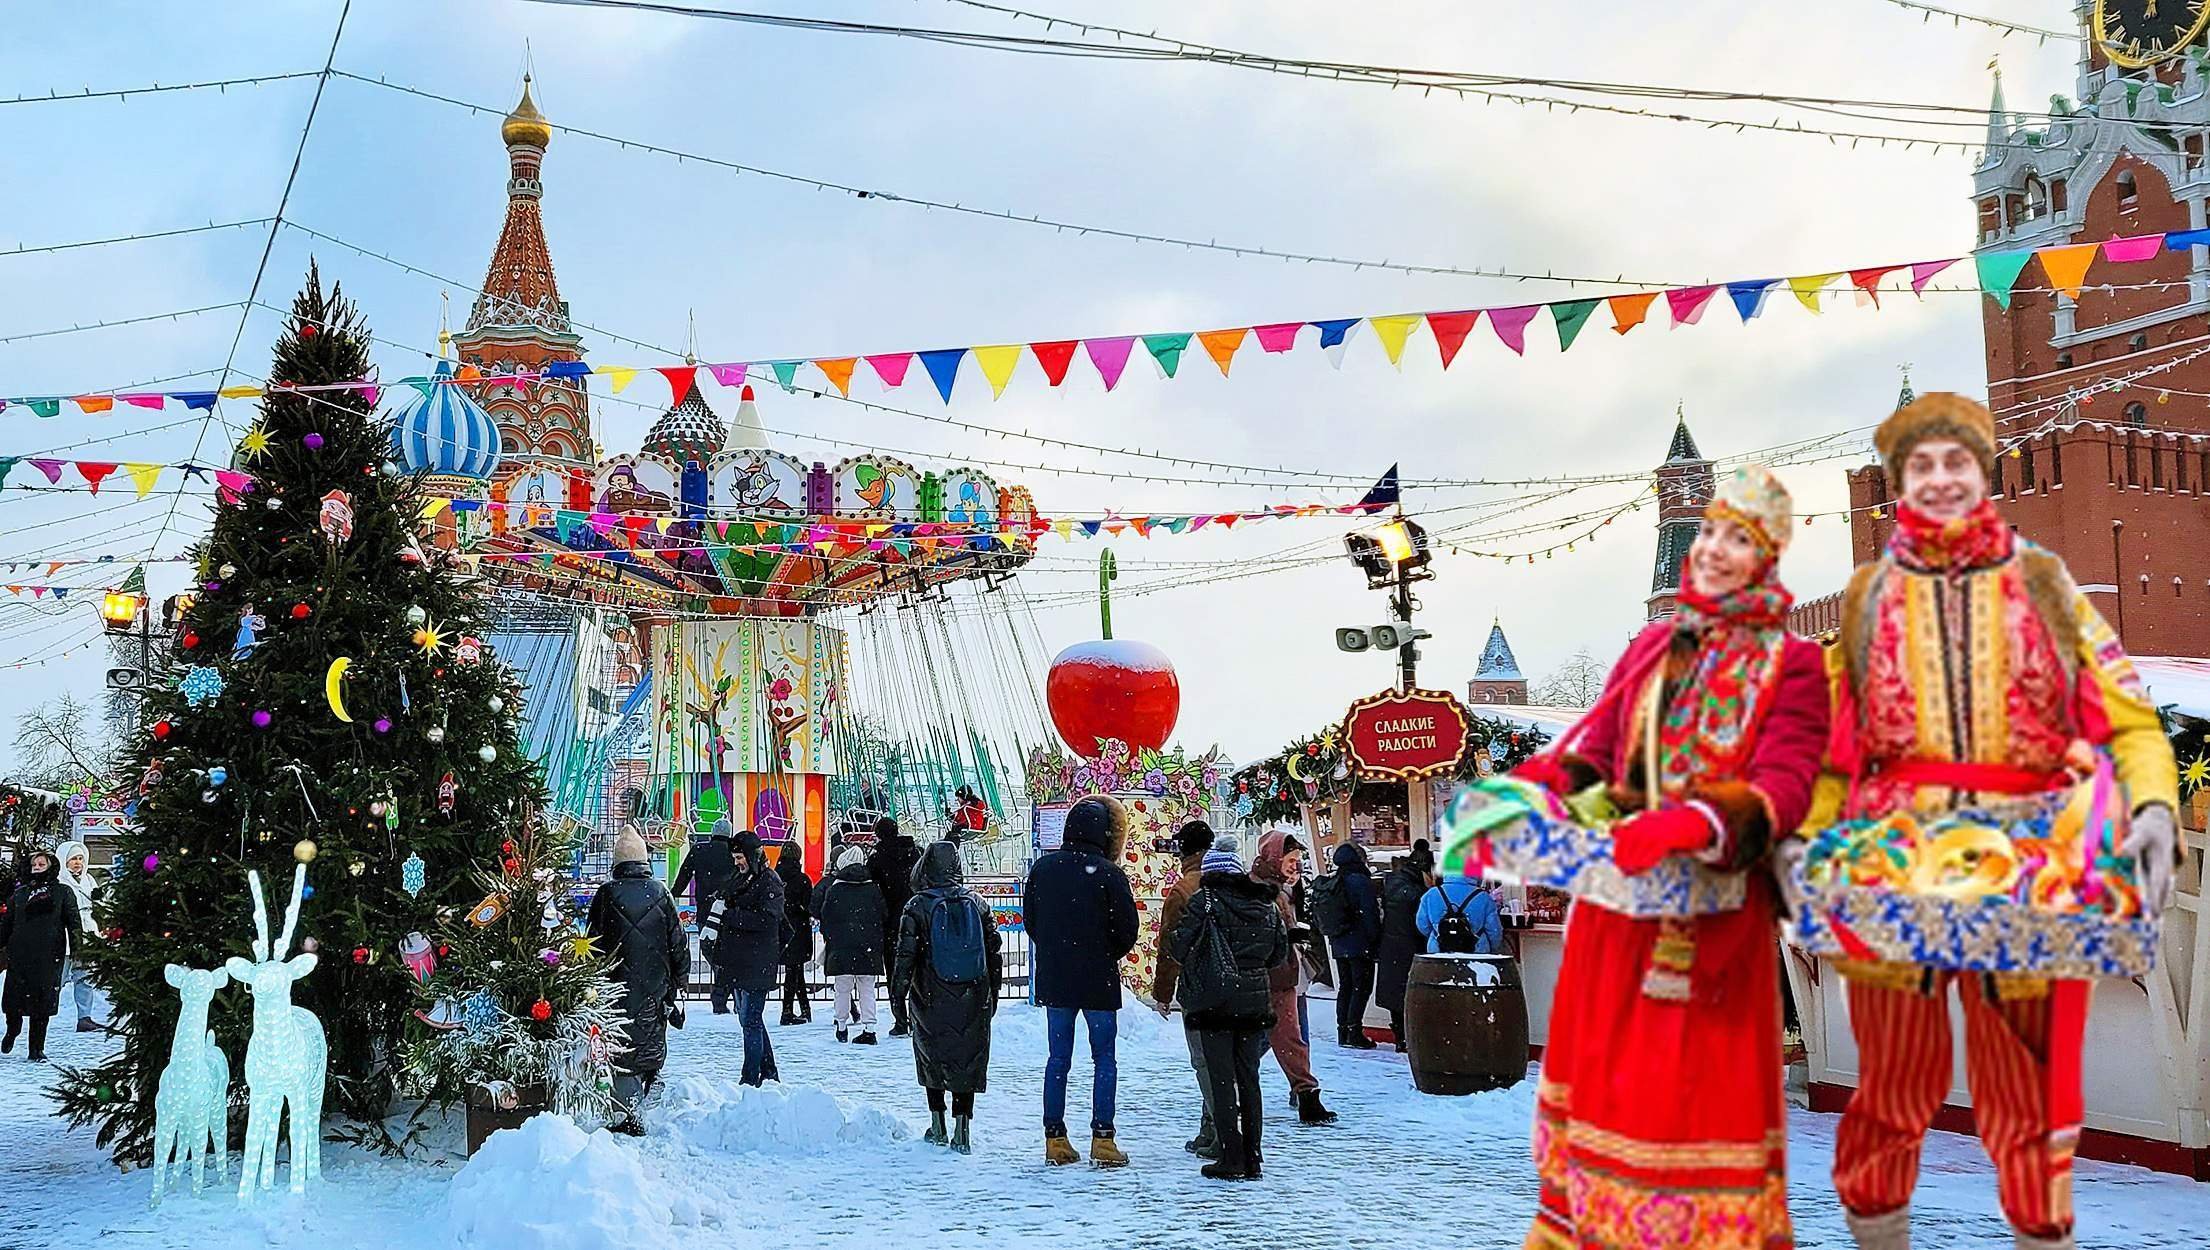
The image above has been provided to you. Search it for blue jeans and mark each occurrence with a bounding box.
[1043,1006,1117,1135]
[733,988,779,1086]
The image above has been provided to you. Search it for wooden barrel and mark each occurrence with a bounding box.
[1403,953,1528,1095]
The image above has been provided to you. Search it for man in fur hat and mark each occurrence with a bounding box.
[1798,393,2180,1250]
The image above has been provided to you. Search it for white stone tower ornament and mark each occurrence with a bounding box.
[149,964,232,1205]
[224,864,328,1199]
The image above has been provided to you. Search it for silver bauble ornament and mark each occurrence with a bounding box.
[426,726,445,744]
[478,744,498,763]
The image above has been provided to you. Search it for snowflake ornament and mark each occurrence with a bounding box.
[178,665,224,708]
[400,851,426,898]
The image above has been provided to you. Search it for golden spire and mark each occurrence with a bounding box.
[502,72,552,149]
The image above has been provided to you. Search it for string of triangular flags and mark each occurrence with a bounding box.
[0,584,78,600]
[6,232,2202,414]
[0,456,257,500]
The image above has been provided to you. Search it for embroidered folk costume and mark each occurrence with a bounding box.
[1803,394,2180,1249]
[1521,465,1829,1250]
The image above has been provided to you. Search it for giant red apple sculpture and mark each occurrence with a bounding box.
[1046,551,1179,754]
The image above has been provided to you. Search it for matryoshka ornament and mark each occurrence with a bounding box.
[319,489,355,546]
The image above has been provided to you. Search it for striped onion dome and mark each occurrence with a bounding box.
[641,378,725,466]
[393,361,503,479]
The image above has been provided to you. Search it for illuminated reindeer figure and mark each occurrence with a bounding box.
[149,964,231,1205]
[224,865,327,1199]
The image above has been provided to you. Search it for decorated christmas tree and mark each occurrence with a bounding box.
[56,264,543,1160]
[397,815,626,1129]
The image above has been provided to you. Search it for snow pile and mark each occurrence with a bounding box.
[448,1113,701,1250]
[650,1075,911,1156]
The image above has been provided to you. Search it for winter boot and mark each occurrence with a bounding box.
[1044,1132,1079,1166]
[855,1031,879,1045]
[609,1114,646,1138]
[1346,1030,1378,1050]
[1185,1111,1217,1157]
[1844,1206,1911,1250]
[949,1116,972,1155]
[1089,1132,1128,1168]
[1200,1158,1251,1181]
[2012,1233,2073,1250]
[77,1016,100,1034]
[1,1022,16,1055]
[890,1018,911,1038]
[836,1028,849,1043]
[1297,1090,1338,1125]
[924,1110,948,1146]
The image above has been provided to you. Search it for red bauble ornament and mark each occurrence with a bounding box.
[152,720,172,740]
[299,324,318,338]
[502,857,521,876]
[501,840,515,854]
[530,999,552,1022]
[351,947,370,965]
[290,603,310,619]
[105,926,123,941]
[1045,638,1179,755]
[181,632,199,649]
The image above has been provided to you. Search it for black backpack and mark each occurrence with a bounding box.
[1174,891,1238,1013]
[926,892,988,984]
[1434,888,1481,954]
[1311,872,1353,939]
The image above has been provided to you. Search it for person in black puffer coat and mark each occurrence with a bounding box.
[813,845,885,1043]
[1375,841,1434,1052]
[587,829,690,1132]
[866,817,922,1037]
[892,841,1002,1154]
[1327,842,1384,1049]
[1168,836,1289,1182]
[1023,794,1139,1165]
[703,830,785,1086]
[774,846,815,1025]
[673,822,740,1012]
[2,850,80,1063]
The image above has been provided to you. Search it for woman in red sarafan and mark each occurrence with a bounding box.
[1517,463,1829,1250]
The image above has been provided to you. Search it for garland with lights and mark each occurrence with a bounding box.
[1232,713,1549,826]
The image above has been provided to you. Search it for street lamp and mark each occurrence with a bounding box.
[100,588,145,631]
[1340,514,1435,689]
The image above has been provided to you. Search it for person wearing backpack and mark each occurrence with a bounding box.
[1375,842,1434,1052]
[1023,795,1140,1167]
[813,844,887,1044]
[1167,836,1289,1181]
[1318,842,1383,1048]
[892,840,1002,1154]
[1251,830,1335,1125]
[1417,873,1503,957]
[1149,820,1225,1159]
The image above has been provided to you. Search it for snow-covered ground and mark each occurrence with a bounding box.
[3,1001,2206,1248]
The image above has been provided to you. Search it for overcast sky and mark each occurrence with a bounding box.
[0,1,2080,768]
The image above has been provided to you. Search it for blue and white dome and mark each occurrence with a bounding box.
[393,361,503,479]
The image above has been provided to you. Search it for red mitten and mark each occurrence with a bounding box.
[1513,756,1572,795]
[1611,806,1715,876]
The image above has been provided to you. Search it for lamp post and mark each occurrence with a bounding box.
[99,568,155,740]
[1342,512,1434,691]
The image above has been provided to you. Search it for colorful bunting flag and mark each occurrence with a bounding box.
[1788,273,1840,313]
[1313,319,1361,369]
[1975,250,2036,309]
[656,366,697,402]
[27,459,63,484]
[919,349,966,402]
[1425,311,1480,368]
[1550,300,1599,351]
[2103,233,2165,263]
[770,361,800,393]
[1029,341,1078,386]
[1727,279,1777,322]
[175,392,219,411]
[973,345,1023,398]
[603,366,639,394]
[217,385,261,399]
[1367,316,1422,368]
[2035,242,2099,300]
[864,354,910,389]
[1085,337,1135,391]
[1487,306,1540,356]
[124,463,161,498]
[26,399,60,419]
[120,394,165,410]
[1908,259,1955,295]
[1141,333,1191,379]
[814,358,857,397]
[1197,328,1248,376]
[1664,285,1719,327]
[77,462,118,494]
[1848,266,1899,307]
[1608,293,1659,335]
[1253,323,1302,353]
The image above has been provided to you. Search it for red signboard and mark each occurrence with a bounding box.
[1340,687,1470,782]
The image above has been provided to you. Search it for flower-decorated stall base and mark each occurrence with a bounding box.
[1436,776,1747,919]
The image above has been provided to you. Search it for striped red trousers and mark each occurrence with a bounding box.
[1834,972,2089,1240]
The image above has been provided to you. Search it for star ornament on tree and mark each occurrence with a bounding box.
[412,619,446,656]
[239,425,272,461]
[2181,752,2209,798]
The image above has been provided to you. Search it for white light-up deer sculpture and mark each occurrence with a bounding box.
[225,865,327,1199]
[150,963,231,1205]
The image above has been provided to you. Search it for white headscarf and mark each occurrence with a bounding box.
[53,839,97,933]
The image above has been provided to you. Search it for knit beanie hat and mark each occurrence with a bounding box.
[834,844,868,872]
[613,827,649,865]
[1174,820,1215,860]
[709,818,734,840]
[1201,832,1244,875]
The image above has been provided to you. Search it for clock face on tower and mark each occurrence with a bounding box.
[2095,0,2210,68]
